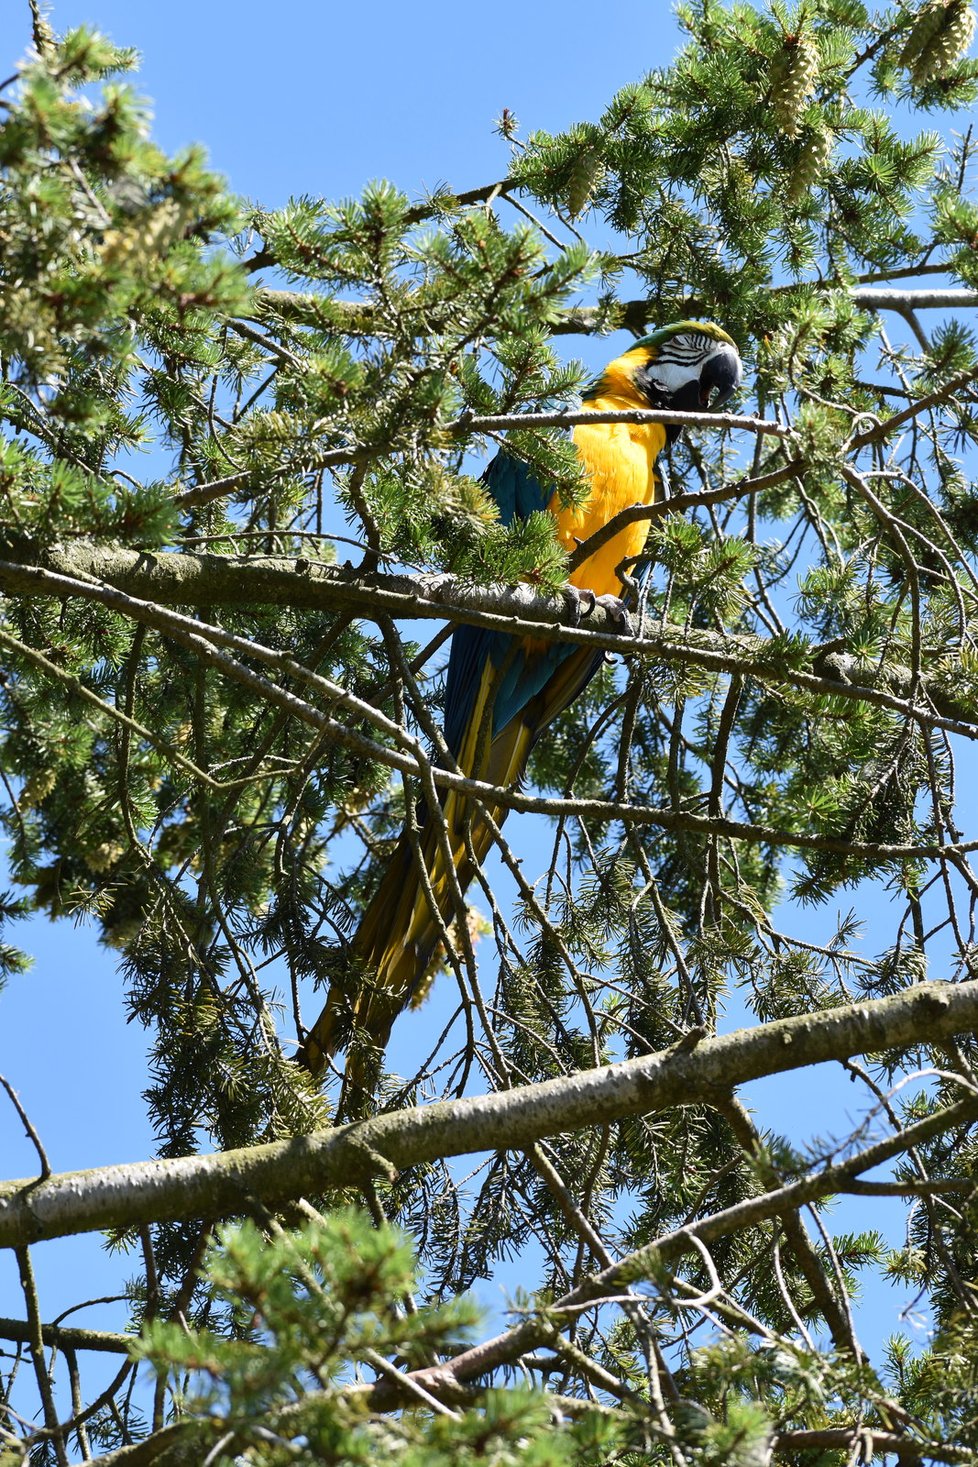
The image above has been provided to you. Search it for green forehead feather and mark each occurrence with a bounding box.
[630,320,736,353]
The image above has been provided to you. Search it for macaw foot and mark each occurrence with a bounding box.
[569,586,633,635]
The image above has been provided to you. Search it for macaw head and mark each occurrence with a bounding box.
[587,321,742,440]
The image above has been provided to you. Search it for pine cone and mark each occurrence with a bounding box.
[565,126,606,219]
[770,31,820,139]
[899,0,951,70]
[100,201,186,269]
[900,0,977,84]
[786,124,834,204]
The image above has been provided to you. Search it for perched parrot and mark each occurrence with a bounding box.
[298,321,741,1085]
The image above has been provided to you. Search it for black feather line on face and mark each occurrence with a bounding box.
[632,359,704,429]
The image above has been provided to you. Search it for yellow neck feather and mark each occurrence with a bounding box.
[584,345,651,407]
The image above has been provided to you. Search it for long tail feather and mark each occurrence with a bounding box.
[296,704,536,1090]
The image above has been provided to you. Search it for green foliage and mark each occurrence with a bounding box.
[0,27,246,458]
[2,2,978,1465]
[135,1212,620,1466]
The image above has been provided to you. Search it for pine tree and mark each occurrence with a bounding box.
[2,2,978,1463]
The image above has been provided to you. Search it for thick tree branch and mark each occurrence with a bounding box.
[771,1429,969,1465]
[0,544,971,711]
[0,1315,130,1354]
[1,546,976,745]
[1,980,977,1249]
[2,553,977,860]
[0,542,618,628]
[252,282,978,340]
[848,286,978,313]
[538,285,978,336]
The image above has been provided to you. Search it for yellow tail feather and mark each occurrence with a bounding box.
[297,685,534,1092]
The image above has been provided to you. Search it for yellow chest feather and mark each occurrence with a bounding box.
[548,393,666,598]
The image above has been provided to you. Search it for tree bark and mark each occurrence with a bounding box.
[2,980,976,1248]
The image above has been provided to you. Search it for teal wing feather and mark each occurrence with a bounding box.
[484,446,554,526]
[443,450,601,758]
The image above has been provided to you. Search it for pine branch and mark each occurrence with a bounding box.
[251,282,978,340]
[393,1091,978,1403]
[243,178,517,274]
[166,364,978,504]
[172,406,788,508]
[1,551,976,863]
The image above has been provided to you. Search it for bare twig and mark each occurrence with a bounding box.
[0,1075,50,1179]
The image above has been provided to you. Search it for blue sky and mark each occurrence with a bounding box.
[0,0,946,1412]
[2,1,680,207]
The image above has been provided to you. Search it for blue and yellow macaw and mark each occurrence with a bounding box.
[298,321,741,1082]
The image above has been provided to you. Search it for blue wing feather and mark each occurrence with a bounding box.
[482,448,554,527]
[443,449,598,759]
[443,623,494,756]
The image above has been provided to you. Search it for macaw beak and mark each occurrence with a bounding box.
[699,344,742,410]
